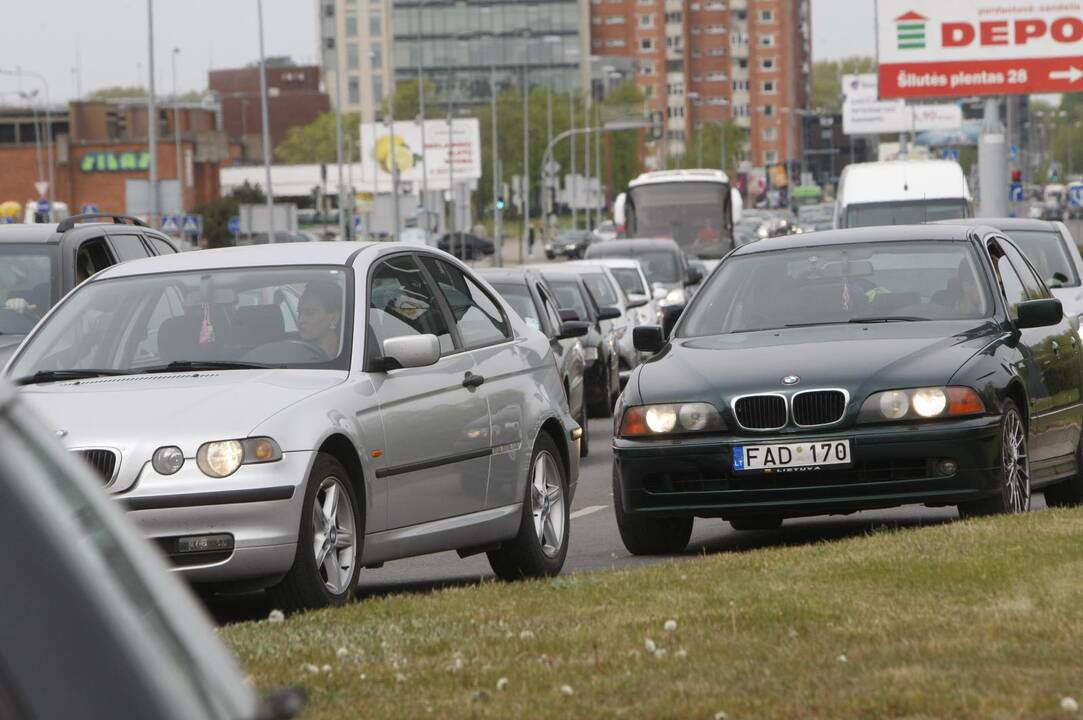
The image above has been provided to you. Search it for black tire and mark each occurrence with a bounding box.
[1044,432,1083,507]
[958,399,1031,518]
[267,453,362,611]
[728,515,783,531]
[488,433,570,579]
[613,466,693,554]
[578,405,590,458]
[588,365,615,418]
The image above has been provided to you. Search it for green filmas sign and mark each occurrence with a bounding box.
[80,151,152,173]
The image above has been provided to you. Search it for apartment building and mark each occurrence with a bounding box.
[592,0,811,169]
[319,0,395,122]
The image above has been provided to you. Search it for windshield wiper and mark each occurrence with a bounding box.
[14,369,130,386]
[138,360,283,374]
[847,316,929,323]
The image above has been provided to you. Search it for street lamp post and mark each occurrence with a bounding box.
[521,34,532,263]
[491,61,501,266]
[171,47,183,212]
[417,1,429,244]
[16,90,44,190]
[256,0,276,241]
[146,1,159,228]
[8,69,55,214]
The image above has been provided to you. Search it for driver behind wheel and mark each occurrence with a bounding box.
[298,280,344,359]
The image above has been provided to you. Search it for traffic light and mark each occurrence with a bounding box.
[496,197,506,211]
[1011,169,1022,182]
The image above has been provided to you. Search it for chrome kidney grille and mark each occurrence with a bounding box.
[732,390,848,431]
[73,449,119,486]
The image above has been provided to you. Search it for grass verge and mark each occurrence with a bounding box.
[223,510,1083,719]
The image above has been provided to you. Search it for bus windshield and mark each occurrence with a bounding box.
[627,181,732,258]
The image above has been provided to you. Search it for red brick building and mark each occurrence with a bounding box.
[0,101,228,217]
[208,60,330,164]
[591,0,811,170]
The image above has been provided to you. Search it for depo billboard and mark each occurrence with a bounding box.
[360,118,481,191]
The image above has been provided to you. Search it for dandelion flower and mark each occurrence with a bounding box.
[654,649,667,660]
[836,654,848,663]
[497,677,510,691]
[560,685,574,697]
[714,712,729,720]
[267,609,285,624]
[675,648,688,659]
[336,647,349,659]
[302,664,319,675]
[322,665,333,674]
[519,630,535,641]
[644,638,657,653]
[664,619,678,632]
[1062,697,1079,713]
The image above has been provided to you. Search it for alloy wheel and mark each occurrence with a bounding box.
[311,475,357,594]
[1002,410,1030,513]
[530,451,566,558]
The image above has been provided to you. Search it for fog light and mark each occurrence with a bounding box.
[176,534,234,554]
[937,459,958,476]
[152,446,184,475]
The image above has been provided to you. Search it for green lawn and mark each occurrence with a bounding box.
[224,509,1083,719]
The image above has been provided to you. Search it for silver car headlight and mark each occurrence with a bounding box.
[152,446,185,475]
[196,437,283,478]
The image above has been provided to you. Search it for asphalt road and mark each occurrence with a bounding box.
[209,417,1047,622]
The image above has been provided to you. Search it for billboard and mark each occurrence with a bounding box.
[842,74,962,135]
[875,0,1083,98]
[360,118,481,191]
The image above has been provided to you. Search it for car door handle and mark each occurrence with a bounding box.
[462,372,485,389]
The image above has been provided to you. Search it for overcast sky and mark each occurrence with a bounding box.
[0,0,874,104]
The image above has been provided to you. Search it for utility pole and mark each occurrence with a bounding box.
[416,0,429,245]
[257,0,276,241]
[584,93,592,229]
[172,47,183,212]
[388,85,400,242]
[521,40,531,263]
[491,62,502,266]
[569,92,577,231]
[594,100,602,225]
[447,67,456,255]
[146,0,159,228]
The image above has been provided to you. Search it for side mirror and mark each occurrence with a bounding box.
[557,321,590,340]
[597,306,622,321]
[380,334,440,370]
[559,308,581,322]
[633,325,666,353]
[684,266,704,286]
[1016,298,1063,329]
[626,294,648,309]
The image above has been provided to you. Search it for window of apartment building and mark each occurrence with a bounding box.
[348,76,360,105]
[692,73,702,81]
[763,104,775,116]
[666,35,683,49]
[667,105,684,118]
[707,96,728,106]
[764,150,778,164]
[372,76,383,106]
[737,57,748,69]
[734,8,746,20]
[640,61,656,75]
[370,42,382,67]
[707,71,727,81]
[760,9,775,22]
[734,103,749,116]
[760,57,776,72]
[607,38,627,47]
[668,82,684,96]
[666,59,683,72]
[762,80,776,94]
[691,94,703,105]
[705,1,726,9]
[639,13,655,27]
[606,15,626,23]
[691,49,702,58]
[732,79,748,92]
[706,25,725,34]
[370,10,381,35]
[707,47,725,56]
[760,33,775,47]
[641,38,654,50]
[638,0,654,5]
[690,2,700,9]
[691,26,701,34]
[667,129,685,141]
[763,126,778,140]
[592,0,602,5]
[347,43,360,70]
[346,13,358,36]
[665,11,682,23]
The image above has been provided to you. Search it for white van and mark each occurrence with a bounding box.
[22,200,70,224]
[834,160,972,229]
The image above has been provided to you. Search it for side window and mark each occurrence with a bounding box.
[991,244,1028,320]
[148,236,178,255]
[1001,241,1050,300]
[537,285,563,335]
[368,255,456,355]
[108,234,152,262]
[75,239,117,284]
[420,257,511,348]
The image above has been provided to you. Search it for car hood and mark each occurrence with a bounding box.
[19,369,346,455]
[636,320,996,405]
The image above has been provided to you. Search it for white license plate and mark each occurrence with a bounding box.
[732,440,851,472]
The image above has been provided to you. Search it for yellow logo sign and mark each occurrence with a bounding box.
[373,135,421,174]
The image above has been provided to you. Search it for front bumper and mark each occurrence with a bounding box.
[114,451,313,584]
[613,417,1002,520]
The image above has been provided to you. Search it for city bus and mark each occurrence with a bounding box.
[613,169,743,259]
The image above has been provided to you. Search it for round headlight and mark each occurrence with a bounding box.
[912,388,947,418]
[197,440,244,478]
[678,403,710,431]
[645,405,678,433]
[152,446,184,475]
[879,390,910,420]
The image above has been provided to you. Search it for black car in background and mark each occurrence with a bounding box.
[615,224,1083,554]
[0,214,179,365]
[545,230,594,260]
[437,232,495,260]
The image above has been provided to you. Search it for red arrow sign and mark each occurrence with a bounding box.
[880,55,1083,99]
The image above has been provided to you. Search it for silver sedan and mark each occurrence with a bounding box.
[7,242,581,610]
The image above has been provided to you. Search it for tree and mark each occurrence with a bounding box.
[672,120,745,176]
[193,182,266,248]
[601,81,647,202]
[275,111,361,164]
[377,79,444,121]
[86,86,148,100]
[812,57,877,113]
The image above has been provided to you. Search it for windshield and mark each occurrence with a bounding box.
[581,273,621,307]
[627,181,733,257]
[0,244,57,334]
[1003,230,1079,288]
[492,283,542,331]
[10,266,351,379]
[680,241,991,337]
[845,199,969,228]
[610,267,647,296]
[550,280,590,321]
[636,251,681,284]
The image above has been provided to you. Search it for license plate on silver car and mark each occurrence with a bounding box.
[732,440,851,472]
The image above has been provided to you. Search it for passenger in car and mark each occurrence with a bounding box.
[298,281,344,359]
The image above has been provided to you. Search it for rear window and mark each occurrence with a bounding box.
[845,199,968,228]
[581,273,621,307]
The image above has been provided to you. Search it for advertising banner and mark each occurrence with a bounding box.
[359,118,481,191]
[842,74,962,135]
[875,0,1083,98]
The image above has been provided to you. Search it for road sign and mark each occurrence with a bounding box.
[1009,182,1025,202]
[1009,144,1019,162]
[875,1,1083,99]
[81,204,100,215]
[1069,185,1083,208]
[36,198,51,215]
[544,161,561,176]
[34,181,49,197]
[942,148,960,162]
[181,215,201,234]
[227,216,241,235]
[353,215,362,230]
[161,215,180,234]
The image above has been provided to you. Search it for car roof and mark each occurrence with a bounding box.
[585,238,680,254]
[93,241,380,279]
[731,224,979,256]
[839,160,971,204]
[475,267,539,285]
[581,257,643,268]
[0,223,61,244]
[935,217,1062,233]
[535,267,586,284]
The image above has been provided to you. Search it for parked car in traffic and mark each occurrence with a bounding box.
[437,232,495,260]
[538,268,622,418]
[615,224,1083,554]
[0,213,179,366]
[545,229,594,260]
[565,260,649,382]
[0,378,292,720]
[478,267,591,454]
[8,242,580,610]
[592,220,619,243]
[584,237,703,336]
[834,160,972,228]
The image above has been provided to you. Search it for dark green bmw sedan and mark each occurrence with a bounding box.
[614,224,1083,555]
